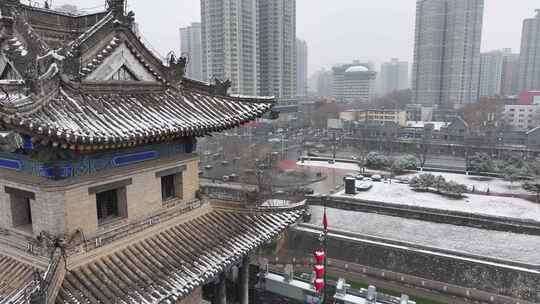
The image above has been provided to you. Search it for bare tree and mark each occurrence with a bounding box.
[416,123,433,169]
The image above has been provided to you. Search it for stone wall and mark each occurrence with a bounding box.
[0,153,200,237]
[285,228,540,303]
[182,159,200,202]
[64,157,200,235]
[0,181,65,236]
[307,196,540,236]
[33,190,65,236]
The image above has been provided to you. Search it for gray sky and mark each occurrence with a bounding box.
[52,0,538,74]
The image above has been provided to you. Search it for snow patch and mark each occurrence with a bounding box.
[39,63,59,80]
[298,160,359,171]
[37,50,66,61]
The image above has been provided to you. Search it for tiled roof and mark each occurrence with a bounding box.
[0,254,38,302]
[0,85,273,147]
[0,3,275,149]
[56,207,303,304]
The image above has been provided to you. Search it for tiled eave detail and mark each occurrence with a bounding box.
[0,254,40,302]
[0,84,274,149]
[56,207,304,304]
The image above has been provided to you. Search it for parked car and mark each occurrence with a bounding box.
[356,181,373,191]
[298,187,314,195]
[371,174,382,182]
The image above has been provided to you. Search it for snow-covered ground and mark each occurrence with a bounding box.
[334,182,540,222]
[297,160,359,171]
[400,172,528,195]
[309,206,540,265]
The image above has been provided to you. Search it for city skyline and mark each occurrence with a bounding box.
[51,0,537,76]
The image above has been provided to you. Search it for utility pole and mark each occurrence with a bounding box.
[321,195,329,303]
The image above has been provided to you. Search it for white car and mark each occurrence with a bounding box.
[371,174,382,182]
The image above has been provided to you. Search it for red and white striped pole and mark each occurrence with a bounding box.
[313,203,329,303]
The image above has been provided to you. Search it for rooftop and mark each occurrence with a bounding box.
[405,121,449,131]
[345,65,370,73]
[1,203,305,304]
[0,0,275,151]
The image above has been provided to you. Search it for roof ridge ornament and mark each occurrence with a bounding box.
[107,0,125,17]
[210,78,232,96]
[166,51,186,85]
[107,0,135,25]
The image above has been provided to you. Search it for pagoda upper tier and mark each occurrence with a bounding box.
[0,0,275,151]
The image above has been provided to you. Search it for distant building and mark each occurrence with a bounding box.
[339,109,407,127]
[315,68,333,97]
[352,121,401,142]
[405,104,434,121]
[478,51,504,98]
[500,48,520,96]
[296,38,308,97]
[518,10,540,92]
[332,62,376,103]
[518,91,540,105]
[201,0,259,95]
[527,126,540,148]
[380,58,409,95]
[180,22,203,80]
[412,0,484,108]
[259,0,296,98]
[503,104,540,131]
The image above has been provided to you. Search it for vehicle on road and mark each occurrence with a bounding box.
[371,174,382,182]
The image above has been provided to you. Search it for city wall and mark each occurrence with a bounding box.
[306,195,540,236]
[285,227,540,303]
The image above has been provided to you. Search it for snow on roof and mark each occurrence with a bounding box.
[527,125,540,134]
[345,65,369,73]
[405,121,449,131]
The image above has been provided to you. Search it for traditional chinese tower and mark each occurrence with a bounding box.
[0,1,303,303]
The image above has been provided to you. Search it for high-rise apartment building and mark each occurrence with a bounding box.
[518,10,540,93]
[380,58,409,95]
[501,48,520,96]
[296,38,308,97]
[478,51,503,98]
[180,22,203,81]
[259,0,296,98]
[412,0,484,108]
[314,68,333,97]
[332,62,377,103]
[201,0,259,95]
